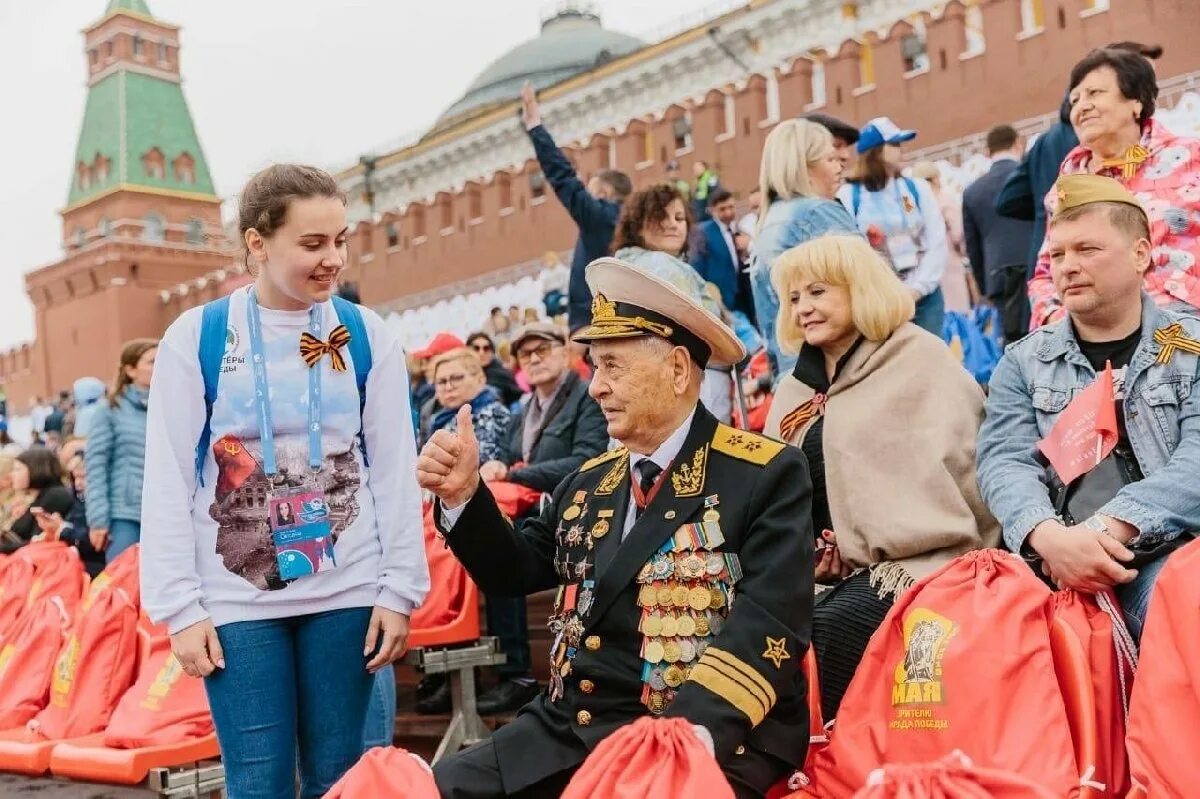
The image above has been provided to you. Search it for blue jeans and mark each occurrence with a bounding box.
[911,287,946,336]
[362,664,396,749]
[205,607,373,799]
[107,518,141,563]
[1115,551,1174,643]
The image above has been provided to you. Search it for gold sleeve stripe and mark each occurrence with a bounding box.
[706,647,777,706]
[688,661,770,726]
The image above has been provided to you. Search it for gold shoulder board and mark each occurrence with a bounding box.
[580,447,627,472]
[711,424,785,467]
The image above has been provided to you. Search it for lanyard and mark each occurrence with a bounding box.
[245,288,323,476]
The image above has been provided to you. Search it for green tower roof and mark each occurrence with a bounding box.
[67,70,217,208]
[104,0,152,16]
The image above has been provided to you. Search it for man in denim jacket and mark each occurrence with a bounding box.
[978,175,1200,640]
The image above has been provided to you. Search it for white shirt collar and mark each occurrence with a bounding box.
[629,406,697,475]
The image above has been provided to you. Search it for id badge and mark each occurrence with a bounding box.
[885,233,920,273]
[269,487,337,581]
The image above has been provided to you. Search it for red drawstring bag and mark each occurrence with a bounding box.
[0,596,73,729]
[1048,590,1134,798]
[847,751,1059,798]
[102,620,213,748]
[411,481,541,630]
[560,716,734,799]
[806,550,1080,798]
[26,586,140,740]
[322,746,439,799]
[1125,538,1200,798]
[80,545,141,609]
[0,542,85,637]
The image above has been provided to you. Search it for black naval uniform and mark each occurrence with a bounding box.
[433,406,814,798]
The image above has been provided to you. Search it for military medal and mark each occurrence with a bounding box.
[574,491,587,503]
[648,690,667,714]
[671,585,690,607]
[663,641,682,663]
[577,581,595,617]
[642,613,663,637]
[638,584,657,607]
[590,519,609,539]
[708,614,725,635]
[693,613,710,636]
[637,562,654,584]
[663,664,685,688]
[680,553,705,579]
[689,586,712,611]
[705,552,725,577]
[677,614,696,638]
[651,553,674,580]
[648,667,667,691]
[660,613,679,638]
[565,524,584,545]
[644,639,666,664]
[709,586,726,609]
[563,504,582,521]
[656,586,674,608]
[679,639,697,662]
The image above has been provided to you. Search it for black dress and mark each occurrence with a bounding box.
[791,342,894,722]
[1,484,75,554]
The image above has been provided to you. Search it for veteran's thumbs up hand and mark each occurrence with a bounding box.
[417,404,481,509]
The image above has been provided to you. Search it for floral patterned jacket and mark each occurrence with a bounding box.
[1029,118,1200,328]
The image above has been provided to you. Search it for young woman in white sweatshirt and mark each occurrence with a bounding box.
[140,164,428,797]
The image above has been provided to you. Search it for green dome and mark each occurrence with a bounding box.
[432,5,643,133]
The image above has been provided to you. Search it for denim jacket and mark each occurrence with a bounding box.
[978,294,1200,553]
[748,197,860,376]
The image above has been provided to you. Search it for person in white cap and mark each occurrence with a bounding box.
[838,116,950,336]
[418,257,815,798]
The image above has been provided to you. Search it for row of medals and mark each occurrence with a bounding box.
[548,491,607,702]
[637,505,740,714]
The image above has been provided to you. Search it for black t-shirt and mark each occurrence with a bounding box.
[1076,326,1139,444]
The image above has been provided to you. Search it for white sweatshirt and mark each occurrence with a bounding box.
[140,287,429,634]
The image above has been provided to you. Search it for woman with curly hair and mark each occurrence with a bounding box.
[610,182,734,421]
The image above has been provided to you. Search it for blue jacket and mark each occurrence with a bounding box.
[995,97,1079,274]
[526,125,621,331]
[689,219,740,311]
[749,196,861,376]
[978,295,1200,553]
[85,385,149,529]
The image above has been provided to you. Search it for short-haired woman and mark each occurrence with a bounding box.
[429,347,511,465]
[1028,47,1200,327]
[751,118,861,377]
[837,117,950,336]
[764,235,998,719]
[611,183,735,421]
[140,164,429,796]
[85,338,157,563]
[0,448,73,554]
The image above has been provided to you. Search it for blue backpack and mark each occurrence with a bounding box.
[850,176,922,218]
[194,294,372,483]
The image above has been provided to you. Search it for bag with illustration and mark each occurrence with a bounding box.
[804,550,1080,798]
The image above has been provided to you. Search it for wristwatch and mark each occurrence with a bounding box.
[1083,515,1111,536]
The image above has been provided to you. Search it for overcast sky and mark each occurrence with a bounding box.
[0,0,718,351]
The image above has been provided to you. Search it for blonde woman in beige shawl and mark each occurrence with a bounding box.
[763,235,999,720]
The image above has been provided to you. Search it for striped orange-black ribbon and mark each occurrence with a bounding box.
[299,324,351,372]
[1154,323,1200,365]
[779,393,826,441]
[1100,143,1150,181]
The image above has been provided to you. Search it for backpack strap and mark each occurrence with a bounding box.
[851,182,862,218]
[902,176,922,212]
[195,295,231,485]
[331,295,372,465]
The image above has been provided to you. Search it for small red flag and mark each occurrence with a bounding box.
[1037,363,1119,486]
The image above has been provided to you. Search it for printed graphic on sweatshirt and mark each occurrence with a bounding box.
[209,434,360,591]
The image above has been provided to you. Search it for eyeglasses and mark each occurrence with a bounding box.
[435,374,468,389]
[471,343,494,353]
[516,342,561,364]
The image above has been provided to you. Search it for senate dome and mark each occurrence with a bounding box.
[429,2,644,135]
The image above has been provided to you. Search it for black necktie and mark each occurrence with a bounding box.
[635,460,662,519]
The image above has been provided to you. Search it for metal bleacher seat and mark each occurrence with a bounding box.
[403,579,505,764]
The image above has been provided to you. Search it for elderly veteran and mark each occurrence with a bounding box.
[418,258,814,798]
[979,174,1200,642]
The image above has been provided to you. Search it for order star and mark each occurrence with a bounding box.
[762,636,790,669]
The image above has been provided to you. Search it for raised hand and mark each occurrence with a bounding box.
[520,81,542,130]
[416,405,481,509]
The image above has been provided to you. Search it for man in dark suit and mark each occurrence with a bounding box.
[419,258,814,798]
[690,189,750,318]
[473,321,610,715]
[521,83,631,335]
[963,124,1035,341]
